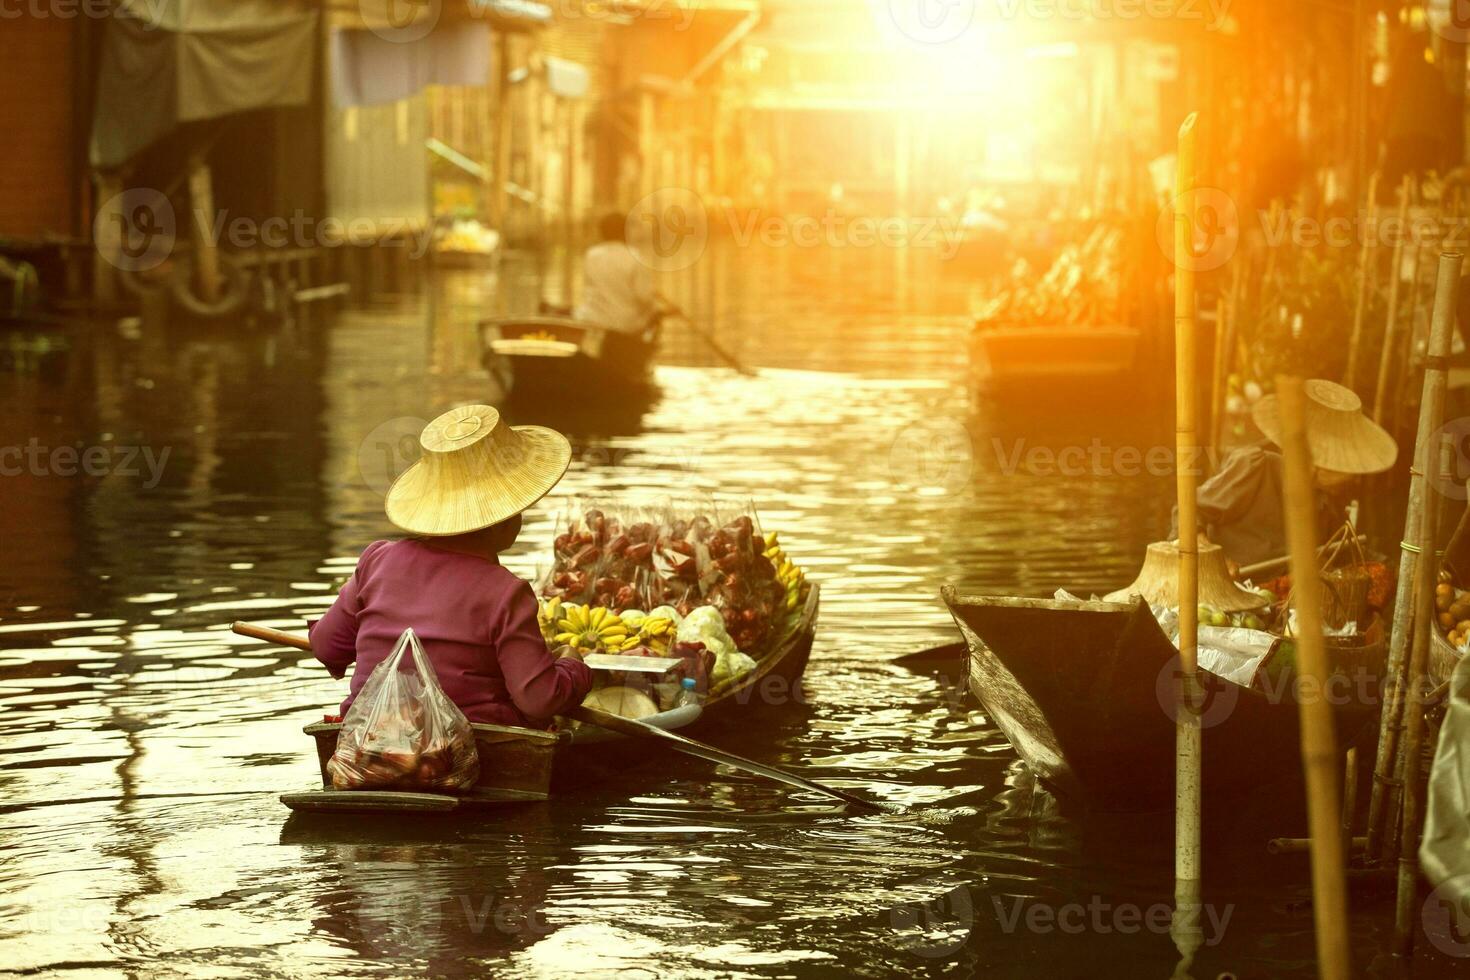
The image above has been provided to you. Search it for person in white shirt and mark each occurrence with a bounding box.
[574,213,661,335]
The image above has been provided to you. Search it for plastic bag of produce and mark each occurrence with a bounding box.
[326,628,480,792]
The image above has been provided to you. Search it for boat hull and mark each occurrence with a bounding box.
[943,589,1380,813]
[479,315,658,399]
[286,586,820,813]
[970,325,1140,392]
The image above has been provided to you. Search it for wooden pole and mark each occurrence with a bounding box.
[1209,296,1228,463]
[1373,176,1413,424]
[492,32,513,234]
[1277,376,1352,980]
[1365,250,1463,858]
[1344,170,1380,390]
[1173,111,1204,919]
[1392,256,1466,955]
[188,158,221,305]
[1394,434,1451,956]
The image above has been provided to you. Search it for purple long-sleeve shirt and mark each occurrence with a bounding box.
[308,539,593,727]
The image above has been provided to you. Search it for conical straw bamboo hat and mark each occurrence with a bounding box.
[1251,379,1397,474]
[385,405,571,536]
[1105,538,1268,612]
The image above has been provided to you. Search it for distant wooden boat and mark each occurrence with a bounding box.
[941,589,1381,813]
[970,324,1141,391]
[479,315,661,398]
[281,586,819,814]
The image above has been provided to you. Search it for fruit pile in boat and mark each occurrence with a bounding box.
[538,503,810,703]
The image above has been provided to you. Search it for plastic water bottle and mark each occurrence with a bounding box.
[676,676,701,708]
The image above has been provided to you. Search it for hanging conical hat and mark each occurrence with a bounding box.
[1251,379,1397,474]
[385,405,571,536]
[1105,538,1268,612]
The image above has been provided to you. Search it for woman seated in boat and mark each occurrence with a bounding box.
[308,405,593,728]
[1173,379,1397,569]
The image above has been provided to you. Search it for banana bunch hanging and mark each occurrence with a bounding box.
[763,532,806,612]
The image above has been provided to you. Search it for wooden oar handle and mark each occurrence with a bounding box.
[232,621,312,652]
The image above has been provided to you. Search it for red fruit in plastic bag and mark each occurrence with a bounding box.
[625,542,655,562]
[325,628,480,794]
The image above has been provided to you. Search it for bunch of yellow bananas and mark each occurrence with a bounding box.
[553,604,634,652]
[637,616,676,653]
[537,597,564,644]
[764,533,806,612]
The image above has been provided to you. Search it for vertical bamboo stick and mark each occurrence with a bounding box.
[1278,376,1352,980]
[1373,176,1413,423]
[1344,171,1380,390]
[1395,434,1451,956]
[1210,296,1228,463]
[1365,251,1463,857]
[1173,112,1203,903]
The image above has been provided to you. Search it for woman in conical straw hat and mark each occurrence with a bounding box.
[1170,379,1397,569]
[309,405,593,726]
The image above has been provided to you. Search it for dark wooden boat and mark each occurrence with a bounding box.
[969,324,1141,391]
[479,315,661,398]
[282,586,820,814]
[942,589,1382,813]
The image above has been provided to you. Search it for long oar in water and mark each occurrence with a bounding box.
[231,621,889,814]
[662,308,756,377]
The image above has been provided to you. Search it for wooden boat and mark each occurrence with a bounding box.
[942,589,1382,813]
[281,585,820,814]
[969,324,1140,392]
[479,314,661,398]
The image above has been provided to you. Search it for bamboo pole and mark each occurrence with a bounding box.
[1277,376,1352,980]
[1373,176,1413,424]
[1210,295,1228,462]
[1173,111,1204,910]
[1344,170,1380,390]
[1394,434,1451,956]
[1365,251,1463,859]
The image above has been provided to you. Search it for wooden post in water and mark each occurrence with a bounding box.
[1365,250,1463,858]
[1395,435,1450,955]
[1172,112,1204,948]
[1392,253,1466,953]
[1344,170,1380,390]
[1373,176,1413,424]
[1277,377,1352,980]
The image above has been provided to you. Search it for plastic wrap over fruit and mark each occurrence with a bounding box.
[325,628,480,792]
[676,605,736,658]
[712,649,758,688]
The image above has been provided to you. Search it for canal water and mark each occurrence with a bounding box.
[0,242,1438,977]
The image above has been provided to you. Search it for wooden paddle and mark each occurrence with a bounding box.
[230,621,890,814]
[662,307,756,377]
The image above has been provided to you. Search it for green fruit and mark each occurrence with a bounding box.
[1211,611,1229,627]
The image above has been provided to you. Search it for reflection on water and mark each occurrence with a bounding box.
[0,242,1410,977]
